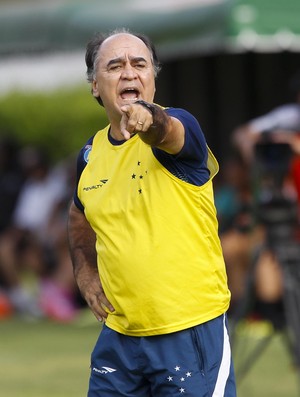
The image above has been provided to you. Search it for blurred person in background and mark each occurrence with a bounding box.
[0,136,24,233]
[214,154,252,236]
[0,136,24,317]
[214,154,263,314]
[233,71,300,167]
[0,145,79,321]
[229,71,300,328]
[68,29,236,397]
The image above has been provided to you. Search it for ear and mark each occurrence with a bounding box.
[92,80,100,98]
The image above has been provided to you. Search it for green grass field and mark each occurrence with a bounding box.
[0,311,99,397]
[1,312,299,397]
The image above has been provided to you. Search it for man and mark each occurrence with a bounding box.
[68,29,236,397]
[233,71,300,165]
[229,72,300,328]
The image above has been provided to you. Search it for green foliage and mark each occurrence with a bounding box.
[0,86,108,161]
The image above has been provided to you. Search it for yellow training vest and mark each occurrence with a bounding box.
[78,126,230,336]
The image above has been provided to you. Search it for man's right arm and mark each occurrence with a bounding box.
[233,105,300,163]
[232,124,261,164]
[68,201,114,322]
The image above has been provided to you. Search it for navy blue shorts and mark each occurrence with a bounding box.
[88,314,236,396]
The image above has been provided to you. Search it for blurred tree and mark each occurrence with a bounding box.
[0,86,108,161]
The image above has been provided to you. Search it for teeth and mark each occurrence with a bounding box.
[122,87,137,93]
[120,87,138,101]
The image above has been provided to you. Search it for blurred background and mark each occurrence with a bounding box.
[0,0,300,396]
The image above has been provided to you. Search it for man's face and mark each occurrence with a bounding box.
[92,33,156,120]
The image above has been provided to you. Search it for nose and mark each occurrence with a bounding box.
[121,63,137,80]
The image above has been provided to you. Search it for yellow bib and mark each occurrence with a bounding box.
[78,126,230,336]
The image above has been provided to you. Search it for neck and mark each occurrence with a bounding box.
[109,124,125,141]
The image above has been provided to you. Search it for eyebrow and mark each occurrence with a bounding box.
[106,56,147,68]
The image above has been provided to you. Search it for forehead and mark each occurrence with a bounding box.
[99,33,152,63]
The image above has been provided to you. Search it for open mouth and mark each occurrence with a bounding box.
[120,87,140,101]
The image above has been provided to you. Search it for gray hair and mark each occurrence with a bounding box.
[85,28,161,83]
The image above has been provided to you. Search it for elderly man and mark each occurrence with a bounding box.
[68,29,236,397]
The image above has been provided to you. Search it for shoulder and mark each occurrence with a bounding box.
[250,103,300,132]
[269,103,300,117]
[165,107,200,126]
[78,135,95,166]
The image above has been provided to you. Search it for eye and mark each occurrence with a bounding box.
[135,62,146,69]
[108,64,122,72]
